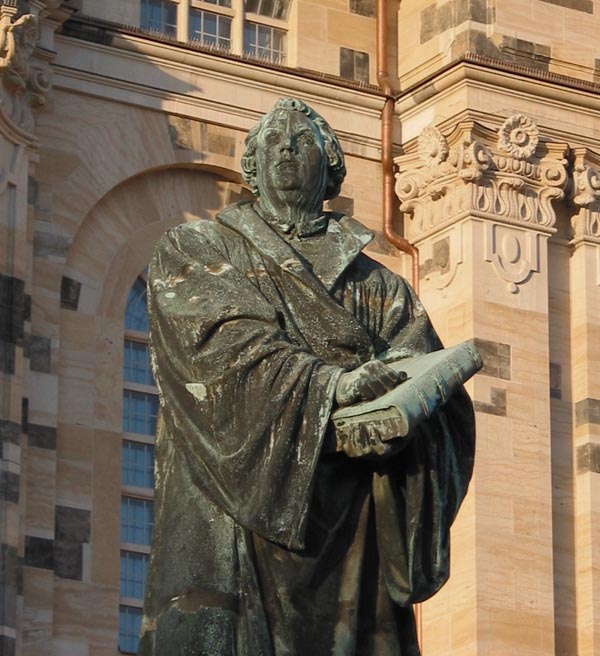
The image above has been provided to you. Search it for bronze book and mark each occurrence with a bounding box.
[331,340,483,450]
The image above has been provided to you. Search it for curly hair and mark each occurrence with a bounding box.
[241,98,346,201]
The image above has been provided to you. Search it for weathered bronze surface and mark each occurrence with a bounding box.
[139,98,475,656]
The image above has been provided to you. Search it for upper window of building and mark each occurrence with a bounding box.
[244,0,291,20]
[140,0,178,37]
[190,7,232,49]
[244,21,285,64]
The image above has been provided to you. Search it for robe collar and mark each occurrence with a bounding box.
[216,201,373,292]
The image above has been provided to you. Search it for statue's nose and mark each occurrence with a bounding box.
[280,135,296,153]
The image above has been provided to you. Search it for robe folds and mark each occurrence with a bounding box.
[139,201,475,656]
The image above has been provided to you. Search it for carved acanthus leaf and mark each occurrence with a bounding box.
[570,155,600,244]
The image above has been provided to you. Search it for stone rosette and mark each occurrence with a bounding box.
[497,114,539,161]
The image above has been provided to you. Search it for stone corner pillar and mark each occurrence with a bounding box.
[0,2,59,654]
[568,147,600,656]
[394,115,568,655]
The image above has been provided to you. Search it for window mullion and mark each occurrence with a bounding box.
[178,0,190,41]
[232,0,244,55]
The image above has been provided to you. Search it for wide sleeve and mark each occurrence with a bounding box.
[148,224,342,550]
[370,273,476,605]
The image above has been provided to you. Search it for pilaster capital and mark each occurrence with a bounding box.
[395,115,569,243]
[0,1,54,139]
[571,147,600,246]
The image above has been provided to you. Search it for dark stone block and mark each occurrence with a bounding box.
[0,471,19,504]
[349,0,375,18]
[24,334,51,373]
[0,636,15,656]
[437,0,454,31]
[23,294,31,322]
[473,338,511,380]
[575,398,600,426]
[21,398,28,433]
[0,342,15,375]
[0,421,20,445]
[28,424,57,450]
[0,274,25,345]
[33,231,72,260]
[55,506,90,581]
[60,276,81,311]
[420,3,437,43]
[24,536,54,570]
[469,0,489,23]
[207,132,236,158]
[500,36,551,71]
[0,545,20,627]
[367,230,400,257]
[550,362,562,400]
[538,0,592,12]
[60,17,115,45]
[339,47,354,80]
[167,116,194,150]
[473,387,507,416]
[577,442,600,474]
[27,176,38,207]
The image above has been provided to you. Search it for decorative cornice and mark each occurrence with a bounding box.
[395,116,569,243]
[0,3,53,136]
[570,147,600,246]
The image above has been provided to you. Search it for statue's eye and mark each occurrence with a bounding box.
[264,130,282,146]
[297,132,315,146]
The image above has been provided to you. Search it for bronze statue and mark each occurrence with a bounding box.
[139,98,475,656]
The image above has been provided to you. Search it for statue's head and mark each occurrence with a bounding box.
[241,98,346,204]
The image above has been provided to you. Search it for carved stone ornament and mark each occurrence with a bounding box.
[570,148,600,246]
[418,126,449,165]
[395,117,568,293]
[0,4,51,134]
[497,114,539,160]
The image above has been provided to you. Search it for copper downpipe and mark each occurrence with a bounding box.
[376,0,419,293]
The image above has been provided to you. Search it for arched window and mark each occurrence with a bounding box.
[119,273,156,654]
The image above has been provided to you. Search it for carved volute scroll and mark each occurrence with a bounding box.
[0,1,52,135]
[395,116,569,293]
[570,147,600,246]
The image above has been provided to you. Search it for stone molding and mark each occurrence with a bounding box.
[0,2,52,136]
[570,147,600,246]
[395,116,569,243]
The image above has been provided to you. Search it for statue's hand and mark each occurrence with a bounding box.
[335,360,406,407]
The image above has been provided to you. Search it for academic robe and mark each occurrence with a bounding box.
[139,201,475,656]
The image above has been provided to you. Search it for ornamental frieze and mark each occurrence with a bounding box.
[395,116,569,243]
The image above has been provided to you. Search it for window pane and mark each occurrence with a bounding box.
[124,340,154,386]
[121,497,154,545]
[125,277,149,332]
[119,605,142,654]
[245,0,259,12]
[120,551,149,599]
[123,390,158,435]
[122,440,155,488]
[190,9,231,48]
[243,23,257,50]
[205,0,232,5]
[140,0,177,37]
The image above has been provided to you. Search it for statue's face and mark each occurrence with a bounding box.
[255,109,327,200]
